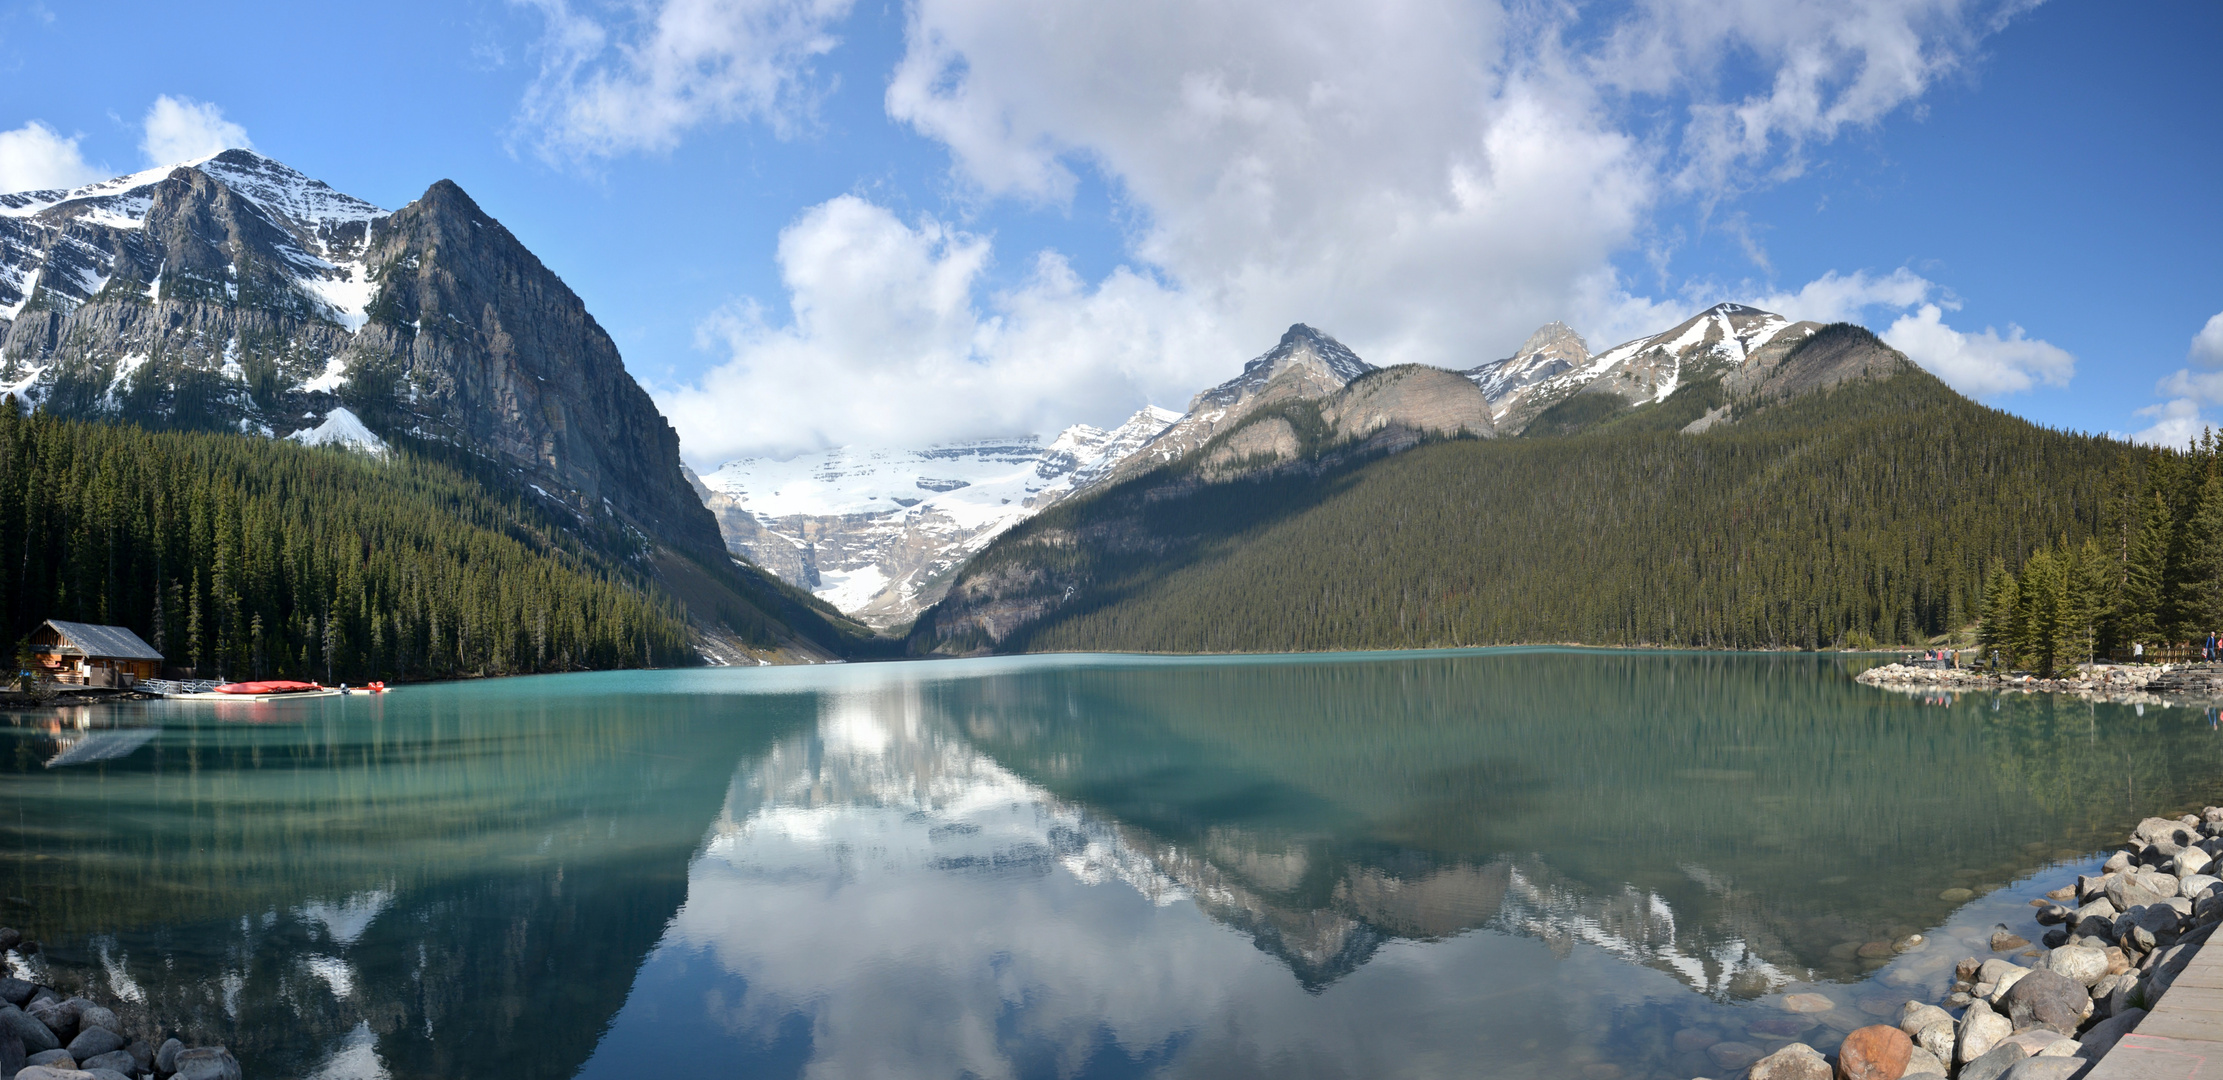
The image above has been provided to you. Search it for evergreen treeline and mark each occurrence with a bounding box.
[1979,434,2223,674]
[0,402,700,682]
[926,368,2137,654]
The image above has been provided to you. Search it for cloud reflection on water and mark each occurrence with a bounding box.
[578,683,1769,1079]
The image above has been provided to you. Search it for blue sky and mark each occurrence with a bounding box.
[0,0,2216,464]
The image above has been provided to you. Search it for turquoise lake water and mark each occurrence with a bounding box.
[2,648,2220,1079]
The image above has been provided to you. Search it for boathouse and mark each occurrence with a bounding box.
[27,620,163,687]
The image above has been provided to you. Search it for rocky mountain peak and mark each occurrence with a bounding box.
[1514,321,1588,361]
[1195,323,1375,412]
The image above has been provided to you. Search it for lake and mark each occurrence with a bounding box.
[2,648,2220,1079]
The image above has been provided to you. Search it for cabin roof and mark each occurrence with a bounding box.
[40,620,163,661]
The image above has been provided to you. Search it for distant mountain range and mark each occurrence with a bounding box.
[0,151,870,662]
[909,313,2128,655]
[695,305,1868,629]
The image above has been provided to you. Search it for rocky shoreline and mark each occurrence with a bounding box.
[1854,661,2223,704]
[1703,807,2222,1080]
[0,927,242,1080]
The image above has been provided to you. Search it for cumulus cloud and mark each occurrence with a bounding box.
[2130,398,2206,449]
[656,195,1239,463]
[2126,312,2223,447]
[140,95,250,166]
[513,0,854,159]
[0,121,105,193]
[2191,311,2223,367]
[1878,303,2074,396]
[617,0,2041,457]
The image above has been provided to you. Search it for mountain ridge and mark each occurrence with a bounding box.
[909,308,2097,656]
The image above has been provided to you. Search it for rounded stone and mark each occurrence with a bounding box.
[1782,993,1836,1013]
[1957,1006,2013,1064]
[1708,1041,1763,1071]
[2042,944,2110,987]
[173,1046,244,1080]
[1747,1041,1831,1080]
[1941,888,1976,902]
[66,1025,124,1061]
[1999,968,2091,1034]
[1960,1040,2029,1080]
[1836,1024,1913,1080]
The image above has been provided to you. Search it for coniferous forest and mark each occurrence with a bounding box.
[923,368,2155,656]
[1979,433,2223,675]
[0,402,701,683]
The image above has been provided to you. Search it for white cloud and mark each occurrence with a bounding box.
[2129,397,2205,449]
[1599,0,1988,197]
[2124,313,2223,446]
[656,195,1236,464]
[140,95,250,166]
[2190,311,2223,367]
[1746,268,1937,326]
[513,0,855,159]
[0,121,105,193]
[1880,303,2075,396]
[631,0,2038,456]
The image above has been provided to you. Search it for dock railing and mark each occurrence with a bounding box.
[139,679,222,696]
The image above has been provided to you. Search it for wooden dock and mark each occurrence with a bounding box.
[167,689,346,703]
[2087,927,2223,1079]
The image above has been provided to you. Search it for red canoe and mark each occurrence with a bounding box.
[212,680,324,695]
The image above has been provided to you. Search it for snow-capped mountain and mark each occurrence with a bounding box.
[1468,304,1821,433]
[1107,323,1381,482]
[694,406,1181,628]
[0,150,738,590]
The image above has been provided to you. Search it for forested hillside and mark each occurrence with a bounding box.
[914,357,2135,655]
[1979,432,2223,674]
[0,404,867,683]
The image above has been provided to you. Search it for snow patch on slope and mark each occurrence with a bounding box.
[289,407,388,456]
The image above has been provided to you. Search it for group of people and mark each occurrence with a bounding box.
[1915,647,1962,669]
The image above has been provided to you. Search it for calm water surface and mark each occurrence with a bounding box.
[3,649,2221,1080]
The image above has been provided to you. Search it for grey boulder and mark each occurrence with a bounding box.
[1745,1041,1831,1080]
[25,1049,74,1067]
[2108,874,2170,911]
[155,1037,182,1074]
[2136,816,2199,847]
[2000,968,2092,1034]
[1959,1004,2014,1064]
[1960,1041,2029,1080]
[2043,944,2110,986]
[173,1046,244,1080]
[0,1003,61,1052]
[1999,1058,2087,1080]
[80,1050,133,1073]
[65,1026,122,1061]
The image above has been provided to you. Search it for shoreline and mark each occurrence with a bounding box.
[1718,806,2221,1080]
[1854,661,2223,705]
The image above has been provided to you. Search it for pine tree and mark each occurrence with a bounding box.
[2120,490,2173,649]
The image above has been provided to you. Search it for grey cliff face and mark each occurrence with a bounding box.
[0,152,727,569]
[347,180,727,563]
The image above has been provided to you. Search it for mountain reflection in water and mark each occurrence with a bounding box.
[1,650,2220,1080]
